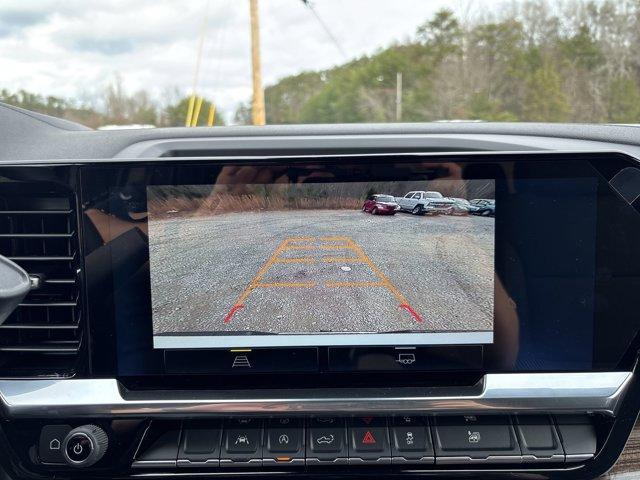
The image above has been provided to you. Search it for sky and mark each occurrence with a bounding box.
[0,0,491,123]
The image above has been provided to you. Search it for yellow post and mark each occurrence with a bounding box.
[249,0,266,125]
[191,97,204,127]
[207,103,216,126]
[185,95,196,127]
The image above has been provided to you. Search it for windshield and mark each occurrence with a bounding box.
[1,1,637,128]
[374,195,395,202]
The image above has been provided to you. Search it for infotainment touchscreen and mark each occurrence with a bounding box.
[147,180,495,349]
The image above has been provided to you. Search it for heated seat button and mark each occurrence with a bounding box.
[39,425,72,465]
[515,415,564,463]
[264,418,304,466]
[220,419,263,467]
[391,416,434,464]
[307,417,348,465]
[348,417,391,465]
[433,415,521,464]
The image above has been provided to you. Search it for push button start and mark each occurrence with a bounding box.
[62,425,108,468]
[65,433,93,463]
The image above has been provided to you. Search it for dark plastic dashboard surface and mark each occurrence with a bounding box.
[3,101,640,161]
[1,113,640,480]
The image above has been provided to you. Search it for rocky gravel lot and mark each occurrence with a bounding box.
[149,209,494,337]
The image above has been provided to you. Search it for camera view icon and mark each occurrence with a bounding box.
[396,353,416,365]
[235,434,250,446]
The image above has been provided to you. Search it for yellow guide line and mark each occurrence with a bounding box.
[343,237,409,304]
[322,256,366,263]
[226,236,412,319]
[285,245,355,251]
[273,257,316,263]
[325,281,385,287]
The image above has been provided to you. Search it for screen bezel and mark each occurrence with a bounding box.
[80,151,640,387]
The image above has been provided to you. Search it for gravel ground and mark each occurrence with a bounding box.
[149,210,494,336]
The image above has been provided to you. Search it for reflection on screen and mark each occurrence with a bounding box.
[147,181,495,349]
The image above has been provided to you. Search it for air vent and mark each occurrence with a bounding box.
[0,183,83,376]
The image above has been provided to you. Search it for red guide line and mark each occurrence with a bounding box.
[224,304,244,323]
[399,304,424,323]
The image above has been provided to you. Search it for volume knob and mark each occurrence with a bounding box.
[62,425,108,467]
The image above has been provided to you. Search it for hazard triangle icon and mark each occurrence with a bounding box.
[362,430,377,444]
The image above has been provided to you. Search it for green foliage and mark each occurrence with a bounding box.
[0,84,225,128]
[607,77,640,123]
[469,92,518,122]
[416,9,462,60]
[163,97,225,127]
[0,89,110,127]
[251,1,640,125]
[558,25,604,70]
[3,0,640,127]
[523,63,569,121]
[265,71,325,124]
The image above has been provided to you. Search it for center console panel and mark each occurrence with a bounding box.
[0,150,639,479]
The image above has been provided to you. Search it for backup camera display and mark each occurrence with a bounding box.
[147,181,495,349]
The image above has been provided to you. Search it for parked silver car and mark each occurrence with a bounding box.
[396,191,455,215]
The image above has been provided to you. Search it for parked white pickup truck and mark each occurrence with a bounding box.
[396,191,455,215]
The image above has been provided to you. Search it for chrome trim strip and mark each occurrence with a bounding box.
[436,455,522,465]
[0,372,631,419]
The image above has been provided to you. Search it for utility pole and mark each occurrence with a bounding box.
[395,71,403,122]
[249,0,266,125]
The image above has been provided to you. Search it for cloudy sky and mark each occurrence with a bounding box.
[0,0,491,122]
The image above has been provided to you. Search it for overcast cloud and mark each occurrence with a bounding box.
[0,0,494,122]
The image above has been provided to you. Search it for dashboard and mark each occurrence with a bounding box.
[1,103,640,479]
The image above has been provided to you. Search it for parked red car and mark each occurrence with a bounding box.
[362,194,399,215]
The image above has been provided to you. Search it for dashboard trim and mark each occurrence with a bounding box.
[0,148,637,166]
[0,372,631,419]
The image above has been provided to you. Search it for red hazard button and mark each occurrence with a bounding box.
[352,427,386,452]
[362,430,376,444]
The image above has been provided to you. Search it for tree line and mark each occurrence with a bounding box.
[0,79,225,128]
[247,0,640,124]
[3,0,640,127]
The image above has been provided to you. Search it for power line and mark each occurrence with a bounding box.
[300,0,347,59]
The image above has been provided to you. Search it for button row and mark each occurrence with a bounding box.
[163,346,483,374]
[132,415,597,469]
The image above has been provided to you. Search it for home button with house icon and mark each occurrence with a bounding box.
[38,425,72,464]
